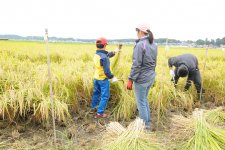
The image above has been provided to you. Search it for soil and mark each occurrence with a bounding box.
[0,102,223,150]
[0,109,129,150]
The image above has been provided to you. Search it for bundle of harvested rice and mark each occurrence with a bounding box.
[102,118,162,150]
[111,45,122,73]
[185,109,225,150]
[106,122,126,136]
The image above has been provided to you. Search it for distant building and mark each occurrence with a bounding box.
[222,46,225,51]
[220,45,225,51]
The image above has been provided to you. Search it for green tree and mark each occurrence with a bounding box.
[210,39,215,45]
[221,37,225,45]
[205,38,210,45]
[196,39,205,45]
[187,40,194,44]
[216,38,222,46]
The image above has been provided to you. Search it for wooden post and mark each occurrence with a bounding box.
[45,29,57,146]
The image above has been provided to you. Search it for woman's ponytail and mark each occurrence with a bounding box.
[147,30,154,44]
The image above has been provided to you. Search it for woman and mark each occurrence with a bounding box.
[127,24,157,129]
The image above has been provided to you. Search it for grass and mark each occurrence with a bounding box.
[0,40,225,125]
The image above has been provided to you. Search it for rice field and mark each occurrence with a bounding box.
[0,40,225,149]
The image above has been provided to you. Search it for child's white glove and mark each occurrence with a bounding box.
[114,48,121,53]
[170,69,175,77]
[111,77,118,83]
[114,44,122,53]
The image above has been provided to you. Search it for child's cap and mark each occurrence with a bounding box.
[96,37,108,45]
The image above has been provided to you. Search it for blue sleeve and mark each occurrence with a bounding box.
[107,52,115,58]
[101,57,114,79]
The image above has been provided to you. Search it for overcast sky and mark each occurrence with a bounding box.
[0,0,224,40]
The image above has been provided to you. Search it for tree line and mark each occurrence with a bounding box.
[0,35,225,46]
[195,38,225,46]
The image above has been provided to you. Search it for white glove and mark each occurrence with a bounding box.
[111,77,118,83]
[114,48,121,53]
[170,70,175,77]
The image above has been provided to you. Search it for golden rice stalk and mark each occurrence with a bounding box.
[111,83,136,121]
[0,65,3,77]
[35,98,70,122]
[205,107,225,125]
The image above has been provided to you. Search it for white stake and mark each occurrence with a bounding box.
[165,38,169,51]
[200,46,208,105]
[163,38,168,70]
[45,29,56,146]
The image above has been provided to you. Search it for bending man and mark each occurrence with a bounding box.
[168,54,205,101]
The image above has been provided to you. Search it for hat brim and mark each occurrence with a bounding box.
[136,28,148,33]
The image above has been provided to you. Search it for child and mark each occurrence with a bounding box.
[91,37,121,117]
